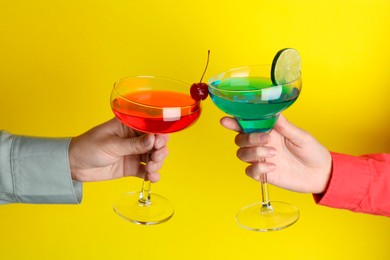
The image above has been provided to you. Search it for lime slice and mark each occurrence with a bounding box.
[271,48,301,85]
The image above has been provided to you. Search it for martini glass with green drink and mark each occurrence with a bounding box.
[208,48,302,231]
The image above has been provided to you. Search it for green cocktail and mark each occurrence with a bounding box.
[208,64,302,232]
[209,76,300,133]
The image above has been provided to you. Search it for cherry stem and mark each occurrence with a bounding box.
[199,50,210,83]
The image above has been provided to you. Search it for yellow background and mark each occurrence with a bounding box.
[1,0,389,259]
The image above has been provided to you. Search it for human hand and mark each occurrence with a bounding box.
[220,114,332,194]
[68,118,169,183]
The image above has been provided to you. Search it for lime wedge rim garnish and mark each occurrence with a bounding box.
[271,48,301,86]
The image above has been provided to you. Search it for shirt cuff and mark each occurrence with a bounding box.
[0,131,82,204]
[313,152,370,211]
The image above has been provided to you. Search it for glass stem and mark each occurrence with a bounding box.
[139,152,152,205]
[259,158,273,213]
[260,173,271,207]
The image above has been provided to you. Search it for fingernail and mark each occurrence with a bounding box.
[143,135,153,146]
[155,138,162,148]
[155,134,169,148]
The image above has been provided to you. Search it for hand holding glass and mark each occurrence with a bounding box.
[110,76,201,224]
[208,65,302,231]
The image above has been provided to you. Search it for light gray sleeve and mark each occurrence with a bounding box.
[0,131,82,204]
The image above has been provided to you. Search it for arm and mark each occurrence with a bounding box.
[220,115,390,217]
[0,118,169,205]
[315,152,390,217]
[0,131,81,204]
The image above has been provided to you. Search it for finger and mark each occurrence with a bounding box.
[220,116,242,132]
[274,115,310,146]
[147,148,169,173]
[118,134,155,156]
[237,146,277,162]
[147,172,161,183]
[150,146,169,163]
[234,132,271,147]
[146,159,165,174]
[245,163,276,181]
[131,167,160,183]
[154,134,170,149]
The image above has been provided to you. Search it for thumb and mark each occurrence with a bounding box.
[273,114,309,146]
[220,116,242,132]
[116,134,155,156]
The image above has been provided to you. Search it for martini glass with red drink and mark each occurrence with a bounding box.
[110,75,205,224]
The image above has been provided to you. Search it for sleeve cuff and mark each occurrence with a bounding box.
[1,132,82,204]
[313,152,371,211]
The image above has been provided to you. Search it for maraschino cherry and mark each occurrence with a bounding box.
[190,50,210,101]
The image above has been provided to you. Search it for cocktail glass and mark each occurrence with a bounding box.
[208,65,301,231]
[110,76,202,224]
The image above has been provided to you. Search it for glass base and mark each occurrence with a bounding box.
[236,201,299,232]
[113,192,174,225]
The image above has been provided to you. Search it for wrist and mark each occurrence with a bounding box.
[68,137,81,181]
[318,150,332,194]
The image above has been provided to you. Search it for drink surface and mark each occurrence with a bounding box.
[209,77,299,132]
[112,90,201,133]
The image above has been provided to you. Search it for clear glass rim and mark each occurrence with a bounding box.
[208,65,301,94]
[112,75,201,110]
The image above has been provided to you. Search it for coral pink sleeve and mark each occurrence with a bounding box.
[314,152,390,217]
